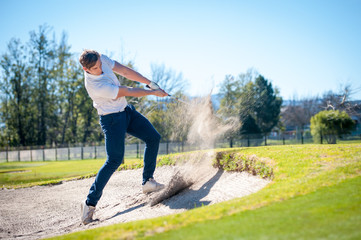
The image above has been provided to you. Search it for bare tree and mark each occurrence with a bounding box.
[150,63,186,94]
[281,96,321,135]
[321,84,361,116]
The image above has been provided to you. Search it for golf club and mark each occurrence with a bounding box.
[146,85,190,105]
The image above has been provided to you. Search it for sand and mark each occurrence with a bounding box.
[0,164,270,240]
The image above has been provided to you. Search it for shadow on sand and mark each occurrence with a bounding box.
[163,169,224,209]
[106,169,223,221]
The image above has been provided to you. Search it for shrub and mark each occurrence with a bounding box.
[310,110,356,144]
[213,151,274,179]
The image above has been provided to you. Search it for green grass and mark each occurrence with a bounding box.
[0,158,141,188]
[47,143,361,240]
[145,176,361,240]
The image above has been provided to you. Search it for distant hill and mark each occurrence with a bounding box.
[205,94,361,111]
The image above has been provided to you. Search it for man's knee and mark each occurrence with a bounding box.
[147,131,161,144]
[105,155,123,171]
[155,131,161,142]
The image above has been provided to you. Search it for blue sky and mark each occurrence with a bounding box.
[1,0,361,100]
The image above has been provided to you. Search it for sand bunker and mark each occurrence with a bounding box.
[0,91,270,239]
[0,163,270,240]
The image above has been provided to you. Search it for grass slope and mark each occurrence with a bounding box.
[48,143,361,240]
[145,176,361,240]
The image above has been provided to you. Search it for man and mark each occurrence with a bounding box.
[79,49,168,225]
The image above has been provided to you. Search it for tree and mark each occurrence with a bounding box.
[238,74,282,138]
[151,63,186,95]
[217,74,242,146]
[239,115,261,136]
[0,38,34,146]
[166,93,191,143]
[1,25,197,147]
[282,97,321,129]
[310,110,356,144]
[218,75,241,117]
[321,85,360,116]
[281,96,321,141]
[52,32,73,145]
[147,107,171,141]
[143,64,188,144]
[0,25,104,147]
[253,75,283,134]
[28,24,56,145]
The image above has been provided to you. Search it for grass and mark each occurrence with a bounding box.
[213,151,274,179]
[46,143,361,240]
[145,176,361,240]
[0,157,141,188]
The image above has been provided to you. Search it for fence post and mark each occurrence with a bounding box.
[68,144,70,160]
[283,136,285,145]
[42,146,45,161]
[81,143,84,160]
[320,135,323,144]
[30,146,33,162]
[94,143,97,159]
[166,141,169,155]
[138,141,142,160]
[247,137,250,147]
[136,142,139,158]
[6,146,8,162]
[264,136,267,146]
[55,146,57,161]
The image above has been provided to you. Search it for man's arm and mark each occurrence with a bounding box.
[112,61,151,85]
[115,86,168,99]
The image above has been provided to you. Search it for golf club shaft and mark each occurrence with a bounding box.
[146,85,190,105]
[168,95,190,105]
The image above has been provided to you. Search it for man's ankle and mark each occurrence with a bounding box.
[86,200,96,207]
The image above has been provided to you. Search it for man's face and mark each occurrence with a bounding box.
[84,59,102,76]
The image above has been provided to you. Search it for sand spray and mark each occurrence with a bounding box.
[150,94,239,205]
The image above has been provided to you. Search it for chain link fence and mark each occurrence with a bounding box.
[0,142,199,163]
[1,133,360,163]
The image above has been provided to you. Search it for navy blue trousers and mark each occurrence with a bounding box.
[87,105,161,206]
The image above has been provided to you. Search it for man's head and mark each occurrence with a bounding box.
[79,49,102,75]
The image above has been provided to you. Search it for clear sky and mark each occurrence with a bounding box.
[1,0,361,100]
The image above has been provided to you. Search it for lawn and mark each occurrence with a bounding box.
[0,157,141,188]
[146,176,361,240]
[46,143,361,239]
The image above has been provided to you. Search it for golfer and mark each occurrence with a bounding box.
[79,49,168,224]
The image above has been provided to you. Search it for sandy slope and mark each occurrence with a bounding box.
[0,165,270,240]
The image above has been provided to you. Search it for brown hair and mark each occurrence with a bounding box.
[79,49,100,69]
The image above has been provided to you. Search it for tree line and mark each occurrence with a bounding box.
[217,69,358,145]
[1,25,358,148]
[0,25,188,147]
[1,25,94,147]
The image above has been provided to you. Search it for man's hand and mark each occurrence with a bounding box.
[116,86,168,99]
[148,81,161,90]
[146,82,169,97]
[152,89,168,97]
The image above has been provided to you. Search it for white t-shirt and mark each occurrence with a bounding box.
[84,54,127,115]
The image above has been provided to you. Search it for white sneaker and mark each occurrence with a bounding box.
[142,178,165,194]
[81,201,95,225]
